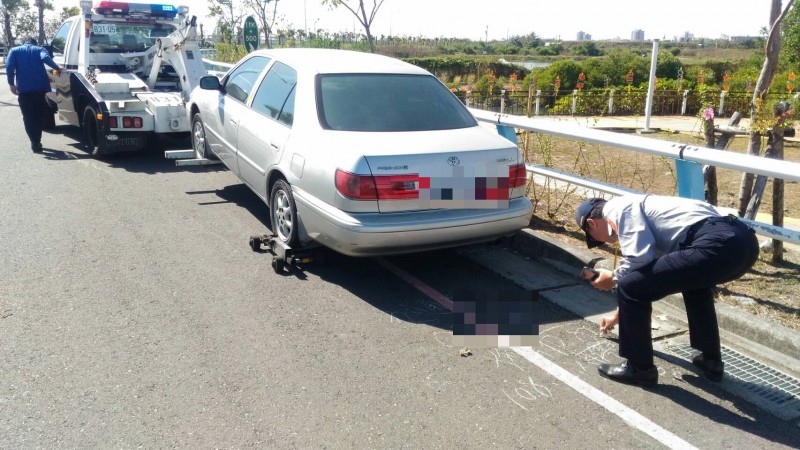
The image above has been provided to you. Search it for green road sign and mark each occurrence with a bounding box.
[243,16,258,52]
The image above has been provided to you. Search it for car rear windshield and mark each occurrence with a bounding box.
[318,74,477,132]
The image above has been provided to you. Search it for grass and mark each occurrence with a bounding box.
[523,127,800,331]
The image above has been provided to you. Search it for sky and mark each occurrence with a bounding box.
[51,0,775,42]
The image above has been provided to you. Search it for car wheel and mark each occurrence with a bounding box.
[270,179,299,248]
[82,106,106,157]
[191,113,216,160]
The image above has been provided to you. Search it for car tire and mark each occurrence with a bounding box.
[191,113,216,160]
[270,179,299,248]
[82,106,107,157]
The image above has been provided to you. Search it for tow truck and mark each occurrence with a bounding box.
[46,0,209,156]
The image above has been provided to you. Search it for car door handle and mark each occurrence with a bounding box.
[229,118,239,126]
[270,141,280,150]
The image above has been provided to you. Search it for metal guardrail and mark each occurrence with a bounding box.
[202,58,233,78]
[469,108,800,246]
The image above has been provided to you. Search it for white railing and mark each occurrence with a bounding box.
[469,108,800,246]
[202,58,233,78]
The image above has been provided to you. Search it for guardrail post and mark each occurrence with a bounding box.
[719,90,726,115]
[500,89,506,115]
[681,90,690,115]
[675,159,705,200]
[571,89,578,115]
[535,90,541,116]
[466,91,471,108]
[495,124,518,145]
[608,89,615,115]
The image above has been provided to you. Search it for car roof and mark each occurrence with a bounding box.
[249,48,430,76]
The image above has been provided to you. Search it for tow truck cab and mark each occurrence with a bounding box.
[46,1,196,155]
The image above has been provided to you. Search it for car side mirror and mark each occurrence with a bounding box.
[199,75,222,91]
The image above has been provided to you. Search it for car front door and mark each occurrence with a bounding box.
[237,61,297,199]
[204,56,270,175]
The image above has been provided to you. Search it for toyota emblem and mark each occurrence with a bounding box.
[447,156,460,166]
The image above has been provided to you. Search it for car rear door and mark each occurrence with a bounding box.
[205,56,270,175]
[237,61,297,199]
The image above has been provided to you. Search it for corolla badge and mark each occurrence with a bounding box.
[447,156,460,166]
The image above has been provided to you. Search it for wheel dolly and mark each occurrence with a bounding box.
[248,234,317,273]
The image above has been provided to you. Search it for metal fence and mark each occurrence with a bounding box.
[458,89,794,118]
[468,108,800,246]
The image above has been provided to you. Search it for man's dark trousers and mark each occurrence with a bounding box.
[18,92,48,147]
[615,218,759,369]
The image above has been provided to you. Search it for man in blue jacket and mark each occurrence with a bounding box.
[6,37,62,153]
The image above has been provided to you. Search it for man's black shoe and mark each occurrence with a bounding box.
[31,143,43,153]
[598,361,658,386]
[692,354,724,382]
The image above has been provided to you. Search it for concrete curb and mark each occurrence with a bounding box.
[509,228,800,378]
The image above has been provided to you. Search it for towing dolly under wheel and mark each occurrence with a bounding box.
[249,234,317,273]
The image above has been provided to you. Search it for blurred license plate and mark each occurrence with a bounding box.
[418,165,510,209]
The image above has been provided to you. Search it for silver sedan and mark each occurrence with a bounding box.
[188,48,532,256]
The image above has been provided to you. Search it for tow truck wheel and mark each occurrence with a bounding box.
[82,106,107,157]
[270,179,299,248]
[191,114,216,160]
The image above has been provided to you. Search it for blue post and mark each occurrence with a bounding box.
[496,125,518,145]
[675,159,705,200]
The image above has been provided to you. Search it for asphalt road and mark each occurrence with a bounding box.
[1,81,798,448]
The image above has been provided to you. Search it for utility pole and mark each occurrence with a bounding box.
[485,26,488,43]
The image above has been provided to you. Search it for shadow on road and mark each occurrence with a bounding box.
[649,349,798,445]
[47,124,225,175]
[188,183,271,229]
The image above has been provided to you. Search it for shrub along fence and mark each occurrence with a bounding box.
[457,88,793,118]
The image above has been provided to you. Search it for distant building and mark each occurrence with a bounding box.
[631,29,645,41]
[678,31,695,42]
[730,35,757,43]
[576,31,592,41]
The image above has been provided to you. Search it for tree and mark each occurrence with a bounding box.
[245,0,279,49]
[737,0,794,216]
[780,1,800,67]
[1,0,27,48]
[208,0,245,44]
[34,0,52,44]
[737,0,795,264]
[322,0,387,53]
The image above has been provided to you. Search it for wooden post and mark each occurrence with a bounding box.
[703,111,742,206]
[771,103,788,263]
[703,116,717,205]
[744,141,776,220]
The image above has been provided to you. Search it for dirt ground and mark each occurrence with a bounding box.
[522,129,800,331]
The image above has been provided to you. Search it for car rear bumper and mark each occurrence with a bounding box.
[294,189,533,256]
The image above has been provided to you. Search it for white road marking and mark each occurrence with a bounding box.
[381,258,698,450]
[513,346,697,450]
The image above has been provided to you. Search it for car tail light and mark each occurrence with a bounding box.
[132,117,143,128]
[335,170,377,200]
[109,117,118,128]
[509,163,527,188]
[374,174,419,199]
[335,170,420,200]
[122,117,132,128]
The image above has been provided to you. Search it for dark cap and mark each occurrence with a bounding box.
[25,37,38,45]
[575,198,606,249]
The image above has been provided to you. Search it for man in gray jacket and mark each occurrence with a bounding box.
[576,195,759,386]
